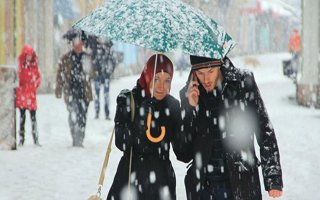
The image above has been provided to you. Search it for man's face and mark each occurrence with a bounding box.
[72,38,84,54]
[195,67,220,92]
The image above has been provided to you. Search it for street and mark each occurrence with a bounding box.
[0,53,319,200]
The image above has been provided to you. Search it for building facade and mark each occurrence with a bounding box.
[0,0,102,93]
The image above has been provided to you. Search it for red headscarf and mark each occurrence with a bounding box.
[18,45,38,68]
[138,54,174,97]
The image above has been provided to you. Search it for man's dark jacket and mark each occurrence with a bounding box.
[179,57,283,200]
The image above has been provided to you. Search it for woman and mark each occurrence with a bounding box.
[15,45,41,146]
[107,54,185,200]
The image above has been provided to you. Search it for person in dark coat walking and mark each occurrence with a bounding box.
[55,36,93,147]
[15,45,41,146]
[90,38,116,120]
[179,55,283,200]
[107,54,185,200]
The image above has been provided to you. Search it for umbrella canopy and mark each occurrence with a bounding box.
[73,0,236,59]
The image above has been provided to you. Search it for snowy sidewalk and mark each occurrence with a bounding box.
[1,53,319,200]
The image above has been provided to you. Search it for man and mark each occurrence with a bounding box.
[55,36,93,147]
[90,38,115,120]
[179,55,283,200]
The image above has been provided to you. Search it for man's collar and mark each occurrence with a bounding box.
[221,57,243,83]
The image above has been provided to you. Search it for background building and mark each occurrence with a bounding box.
[0,0,102,93]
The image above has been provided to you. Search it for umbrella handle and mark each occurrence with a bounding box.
[146,112,165,143]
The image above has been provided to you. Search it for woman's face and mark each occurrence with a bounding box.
[26,54,32,62]
[149,71,172,100]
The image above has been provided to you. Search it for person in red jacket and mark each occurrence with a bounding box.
[15,45,41,146]
[287,28,301,78]
[288,28,301,56]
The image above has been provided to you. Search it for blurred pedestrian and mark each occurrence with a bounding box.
[288,28,301,57]
[55,35,93,147]
[15,45,41,146]
[107,54,187,200]
[287,28,301,78]
[179,55,283,200]
[90,38,116,120]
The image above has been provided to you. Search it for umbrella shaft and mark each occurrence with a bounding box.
[151,54,158,98]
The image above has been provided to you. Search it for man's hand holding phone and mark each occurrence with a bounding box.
[187,72,200,107]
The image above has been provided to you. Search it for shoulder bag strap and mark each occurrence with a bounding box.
[127,92,135,199]
[93,91,135,199]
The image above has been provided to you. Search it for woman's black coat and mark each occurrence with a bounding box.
[179,57,283,200]
[107,84,185,200]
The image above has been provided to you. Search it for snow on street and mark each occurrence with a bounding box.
[0,53,319,200]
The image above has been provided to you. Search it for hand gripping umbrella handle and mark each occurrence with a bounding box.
[146,112,166,143]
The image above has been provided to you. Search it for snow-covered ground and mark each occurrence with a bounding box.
[0,53,319,200]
